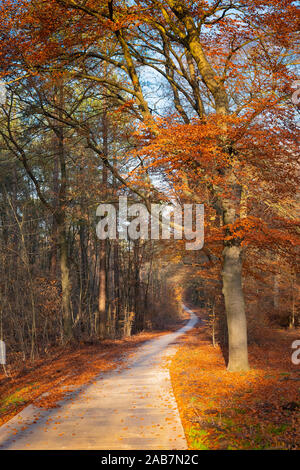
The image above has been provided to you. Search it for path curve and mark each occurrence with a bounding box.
[0,304,198,450]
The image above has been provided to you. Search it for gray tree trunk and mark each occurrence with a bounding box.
[222,244,249,371]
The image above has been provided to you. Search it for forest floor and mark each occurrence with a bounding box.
[0,317,186,429]
[170,305,300,450]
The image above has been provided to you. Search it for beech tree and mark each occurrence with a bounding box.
[0,0,299,369]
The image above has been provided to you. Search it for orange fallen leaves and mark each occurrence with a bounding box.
[0,329,174,427]
[170,306,300,450]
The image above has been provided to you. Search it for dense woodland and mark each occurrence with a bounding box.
[0,0,299,375]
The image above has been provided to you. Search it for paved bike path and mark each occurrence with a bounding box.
[0,305,198,450]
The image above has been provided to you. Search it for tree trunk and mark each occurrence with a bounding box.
[98,239,107,339]
[57,215,73,341]
[221,187,249,372]
[273,273,280,310]
[133,241,143,332]
[98,101,109,338]
[79,220,88,311]
[222,244,249,371]
[55,79,73,342]
[289,271,296,329]
[50,216,58,276]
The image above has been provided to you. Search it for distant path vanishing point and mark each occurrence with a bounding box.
[0,304,198,450]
